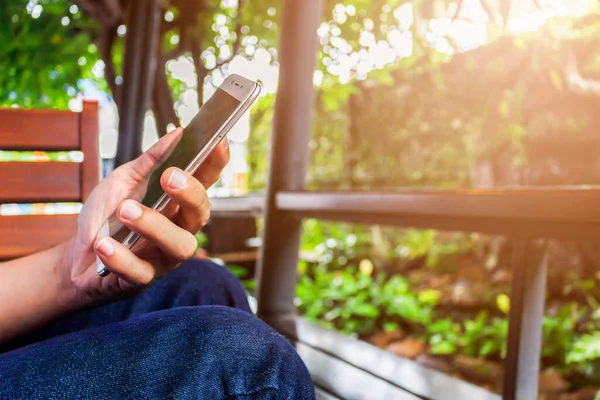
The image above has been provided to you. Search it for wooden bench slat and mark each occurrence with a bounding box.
[295,342,422,400]
[315,387,341,400]
[274,317,500,400]
[0,108,80,150]
[80,101,100,201]
[0,162,81,203]
[0,215,78,259]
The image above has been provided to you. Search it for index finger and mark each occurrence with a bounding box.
[193,138,230,188]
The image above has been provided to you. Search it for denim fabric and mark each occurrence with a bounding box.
[0,259,315,399]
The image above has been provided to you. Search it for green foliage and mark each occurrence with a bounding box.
[428,318,461,355]
[296,252,442,335]
[0,150,75,161]
[246,93,275,191]
[391,229,473,269]
[381,275,438,327]
[165,0,281,106]
[543,304,586,363]
[496,293,510,314]
[296,225,600,388]
[0,1,100,109]
[567,332,600,377]
[429,312,508,359]
[195,232,208,249]
[300,220,373,271]
[296,265,381,334]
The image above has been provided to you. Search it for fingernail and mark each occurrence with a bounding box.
[222,138,229,149]
[96,238,115,256]
[167,169,188,190]
[121,200,142,221]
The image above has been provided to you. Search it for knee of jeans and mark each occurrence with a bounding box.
[167,306,301,365]
[162,306,312,395]
[174,258,238,282]
[174,259,241,290]
[165,259,251,310]
[171,306,279,346]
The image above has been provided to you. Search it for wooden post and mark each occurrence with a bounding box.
[255,0,323,321]
[502,239,548,400]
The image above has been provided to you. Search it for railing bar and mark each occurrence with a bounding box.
[284,211,600,242]
[276,191,600,224]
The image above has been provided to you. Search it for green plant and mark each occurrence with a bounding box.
[296,256,446,337]
[301,219,372,266]
[428,318,461,355]
[567,332,600,375]
[543,303,587,364]
[379,275,439,328]
[391,229,474,271]
[195,232,208,249]
[296,264,382,335]
[428,312,508,359]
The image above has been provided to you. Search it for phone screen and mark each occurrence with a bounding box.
[140,88,242,208]
[110,87,243,243]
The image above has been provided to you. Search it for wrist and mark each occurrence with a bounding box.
[51,238,84,313]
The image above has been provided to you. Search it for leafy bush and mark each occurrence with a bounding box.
[294,222,600,388]
[296,261,441,336]
[296,263,381,334]
[567,332,600,376]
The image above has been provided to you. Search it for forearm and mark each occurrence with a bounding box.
[0,240,77,344]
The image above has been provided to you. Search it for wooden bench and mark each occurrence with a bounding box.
[0,101,100,259]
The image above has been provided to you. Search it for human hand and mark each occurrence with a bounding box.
[61,128,229,308]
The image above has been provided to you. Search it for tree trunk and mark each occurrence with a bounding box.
[152,53,179,136]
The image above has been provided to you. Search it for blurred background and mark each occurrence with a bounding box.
[2,0,600,397]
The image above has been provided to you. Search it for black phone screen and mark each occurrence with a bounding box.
[140,87,242,208]
[110,87,242,243]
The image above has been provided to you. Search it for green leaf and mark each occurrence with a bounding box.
[196,232,208,248]
[480,341,497,357]
[496,293,510,314]
[226,265,247,279]
[418,289,441,306]
[383,322,400,333]
[430,340,456,355]
[352,303,380,318]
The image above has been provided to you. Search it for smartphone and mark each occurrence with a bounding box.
[97,74,261,276]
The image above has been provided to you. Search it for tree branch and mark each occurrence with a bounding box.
[153,51,179,136]
[191,41,208,107]
[211,0,247,70]
[72,0,121,26]
[190,0,247,106]
[99,24,121,106]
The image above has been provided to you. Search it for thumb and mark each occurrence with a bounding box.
[125,128,183,180]
[76,128,183,245]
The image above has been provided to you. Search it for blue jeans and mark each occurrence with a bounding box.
[0,260,315,399]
